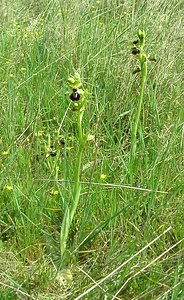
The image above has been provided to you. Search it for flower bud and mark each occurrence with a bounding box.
[68,77,75,84]
[137,30,145,46]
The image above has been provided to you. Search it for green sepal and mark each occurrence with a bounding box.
[68,72,82,89]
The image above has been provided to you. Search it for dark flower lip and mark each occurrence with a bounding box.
[131,47,140,55]
[70,92,80,101]
[50,151,57,157]
[133,39,139,44]
[59,139,65,146]
[148,57,157,62]
[132,67,141,74]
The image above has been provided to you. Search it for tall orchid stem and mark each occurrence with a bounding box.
[60,106,86,262]
[130,60,147,162]
[130,30,148,178]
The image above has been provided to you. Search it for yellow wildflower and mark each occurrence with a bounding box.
[100,174,107,179]
[5,185,13,191]
[35,131,43,137]
[50,190,59,195]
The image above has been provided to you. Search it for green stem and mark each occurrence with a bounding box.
[70,146,83,221]
[77,109,83,142]
[60,109,85,260]
[130,58,147,166]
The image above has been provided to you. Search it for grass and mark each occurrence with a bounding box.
[0,0,183,299]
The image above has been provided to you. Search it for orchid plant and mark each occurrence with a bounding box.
[60,73,90,264]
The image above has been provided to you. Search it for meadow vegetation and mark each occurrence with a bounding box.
[0,0,183,299]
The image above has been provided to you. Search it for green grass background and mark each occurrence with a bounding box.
[0,0,183,299]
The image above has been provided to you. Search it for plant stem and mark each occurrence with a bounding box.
[60,108,85,261]
[130,60,147,163]
[70,108,84,222]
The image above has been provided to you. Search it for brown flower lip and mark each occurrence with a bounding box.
[148,57,157,62]
[132,47,140,55]
[50,151,57,157]
[59,139,65,146]
[70,90,80,101]
[132,67,141,74]
[133,39,139,44]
